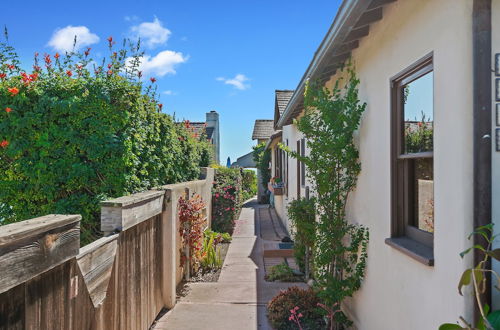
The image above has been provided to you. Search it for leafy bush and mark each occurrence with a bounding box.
[267,287,325,330]
[204,228,232,243]
[252,142,271,203]
[211,166,242,233]
[241,169,257,201]
[287,198,316,275]
[266,263,302,282]
[0,33,211,243]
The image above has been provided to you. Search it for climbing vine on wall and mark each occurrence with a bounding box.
[285,63,369,328]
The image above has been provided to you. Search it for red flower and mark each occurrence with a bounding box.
[107,64,112,69]
[66,70,72,77]
[44,54,52,65]
[107,36,113,46]
[33,65,41,72]
[150,77,156,83]
[21,72,28,82]
[54,53,60,59]
[84,47,91,56]
[418,122,423,127]
[5,107,12,113]
[0,140,9,148]
[7,64,15,70]
[8,87,19,96]
[138,71,142,78]
[107,70,113,75]
[0,73,6,79]
[158,103,163,110]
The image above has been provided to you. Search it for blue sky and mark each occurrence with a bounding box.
[2,0,342,165]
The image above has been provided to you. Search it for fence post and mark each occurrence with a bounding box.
[161,188,178,309]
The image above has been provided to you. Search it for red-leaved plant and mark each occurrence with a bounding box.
[178,194,206,274]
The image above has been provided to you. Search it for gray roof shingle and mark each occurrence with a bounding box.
[252,119,275,140]
[276,90,294,116]
[274,90,294,128]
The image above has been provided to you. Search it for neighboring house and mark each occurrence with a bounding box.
[231,151,256,168]
[184,110,220,164]
[264,0,499,328]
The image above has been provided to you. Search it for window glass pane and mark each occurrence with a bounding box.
[409,158,434,233]
[403,71,433,153]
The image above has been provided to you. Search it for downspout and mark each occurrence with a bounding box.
[472,0,492,321]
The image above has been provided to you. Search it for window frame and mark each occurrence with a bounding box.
[388,53,435,264]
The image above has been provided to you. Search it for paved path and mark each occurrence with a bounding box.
[154,200,303,330]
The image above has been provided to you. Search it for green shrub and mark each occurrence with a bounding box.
[204,228,232,243]
[211,166,242,233]
[267,286,325,330]
[200,230,223,271]
[266,263,302,282]
[241,169,257,201]
[0,35,211,243]
[287,198,316,275]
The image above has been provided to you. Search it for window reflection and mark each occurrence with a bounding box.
[403,72,433,154]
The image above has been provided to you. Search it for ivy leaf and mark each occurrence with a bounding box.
[458,269,471,295]
[438,324,463,330]
[460,245,485,258]
[487,310,500,329]
[486,249,500,261]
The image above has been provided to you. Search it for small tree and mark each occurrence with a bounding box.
[285,64,369,328]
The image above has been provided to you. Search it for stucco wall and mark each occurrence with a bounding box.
[491,0,500,310]
[322,0,475,328]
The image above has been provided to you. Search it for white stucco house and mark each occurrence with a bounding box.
[264,0,500,328]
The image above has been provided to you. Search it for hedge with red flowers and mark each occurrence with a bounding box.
[211,166,243,233]
[0,34,212,243]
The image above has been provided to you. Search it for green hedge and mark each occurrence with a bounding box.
[241,169,257,201]
[0,37,212,243]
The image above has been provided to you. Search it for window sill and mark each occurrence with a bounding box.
[385,237,434,266]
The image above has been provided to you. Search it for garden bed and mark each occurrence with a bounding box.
[186,242,230,283]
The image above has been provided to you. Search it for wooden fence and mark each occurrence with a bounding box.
[0,168,214,330]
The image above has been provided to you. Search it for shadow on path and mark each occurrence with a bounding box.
[153,199,305,330]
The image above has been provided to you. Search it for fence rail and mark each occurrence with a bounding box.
[0,168,214,330]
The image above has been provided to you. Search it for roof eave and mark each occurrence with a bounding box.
[276,0,394,129]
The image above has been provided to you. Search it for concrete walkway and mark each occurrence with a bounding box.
[154,200,303,330]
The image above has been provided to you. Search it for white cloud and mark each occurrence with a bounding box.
[130,17,171,48]
[163,90,177,95]
[130,50,187,77]
[216,74,250,90]
[47,26,99,52]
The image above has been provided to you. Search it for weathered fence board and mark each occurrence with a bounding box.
[77,235,118,307]
[0,214,81,294]
[0,284,24,330]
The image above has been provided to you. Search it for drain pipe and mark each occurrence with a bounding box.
[472,0,492,322]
